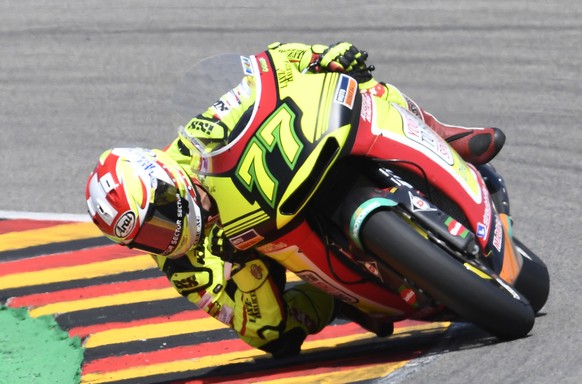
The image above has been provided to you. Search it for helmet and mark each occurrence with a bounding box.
[85,147,204,258]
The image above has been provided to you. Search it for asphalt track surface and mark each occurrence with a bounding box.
[1,1,581,383]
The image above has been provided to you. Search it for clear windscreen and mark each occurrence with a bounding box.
[172,53,253,156]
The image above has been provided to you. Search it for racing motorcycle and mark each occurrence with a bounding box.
[173,50,550,340]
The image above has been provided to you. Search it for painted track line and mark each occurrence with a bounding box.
[0,211,449,383]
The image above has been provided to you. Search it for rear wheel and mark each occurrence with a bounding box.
[360,210,535,340]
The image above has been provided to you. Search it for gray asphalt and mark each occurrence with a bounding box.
[2,1,581,383]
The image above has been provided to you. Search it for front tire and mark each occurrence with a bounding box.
[512,238,550,313]
[360,210,535,340]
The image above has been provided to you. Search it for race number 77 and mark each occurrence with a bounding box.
[236,104,303,207]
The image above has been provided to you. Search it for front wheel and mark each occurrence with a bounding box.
[360,210,535,340]
[512,238,550,314]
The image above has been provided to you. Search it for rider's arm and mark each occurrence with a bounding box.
[267,42,328,72]
[151,247,292,345]
[151,250,238,327]
[153,246,335,357]
[269,42,379,90]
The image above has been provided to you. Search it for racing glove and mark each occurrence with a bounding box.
[207,224,236,261]
[319,42,369,73]
[319,42,375,83]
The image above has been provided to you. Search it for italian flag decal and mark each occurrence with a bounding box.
[445,217,470,238]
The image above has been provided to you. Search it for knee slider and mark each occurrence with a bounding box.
[259,327,307,359]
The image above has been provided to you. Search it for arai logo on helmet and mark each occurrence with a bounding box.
[114,211,136,238]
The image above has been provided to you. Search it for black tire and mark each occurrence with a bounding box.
[512,238,550,314]
[360,210,535,340]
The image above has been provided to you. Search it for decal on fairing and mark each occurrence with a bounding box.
[360,93,373,122]
[398,286,419,307]
[400,107,454,165]
[476,223,487,238]
[334,74,357,109]
[230,228,265,250]
[408,191,436,212]
[445,217,470,238]
[371,102,482,204]
[296,270,358,304]
[359,261,383,281]
[256,241,289,253]
[478,182,492,240]
[492,216,503,252]
[240,56,253,76]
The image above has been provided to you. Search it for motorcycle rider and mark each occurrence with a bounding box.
[85,42,506,358]
[87,147,344,358]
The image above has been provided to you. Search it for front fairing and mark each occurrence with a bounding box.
[176,51,360,249]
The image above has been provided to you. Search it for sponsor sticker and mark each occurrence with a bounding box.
[398,284,419,307]
[250,263,264,280]
[297,271,358,303]
[243,291,262,322]
[240,56,253,76]
[358,261,382,280]
[398,105,454,165]
[400,288,417,306]
[334,75,357,109]
[492,217,503,252]
[256,241,289,253]
[114,211,135,238]
[478,183,492,239]
[259,57,269,72]
[231,229,264,250]
[409,192,436,212]
[360,93,373,122]
[445,217,469,238]
[198,292,213,309]
[476,222,487,238]
[217,304,234,325]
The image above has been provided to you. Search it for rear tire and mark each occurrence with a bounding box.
[360,210,535,340]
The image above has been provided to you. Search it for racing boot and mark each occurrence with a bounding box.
[336,301,394,337]
[422,111,506,165]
